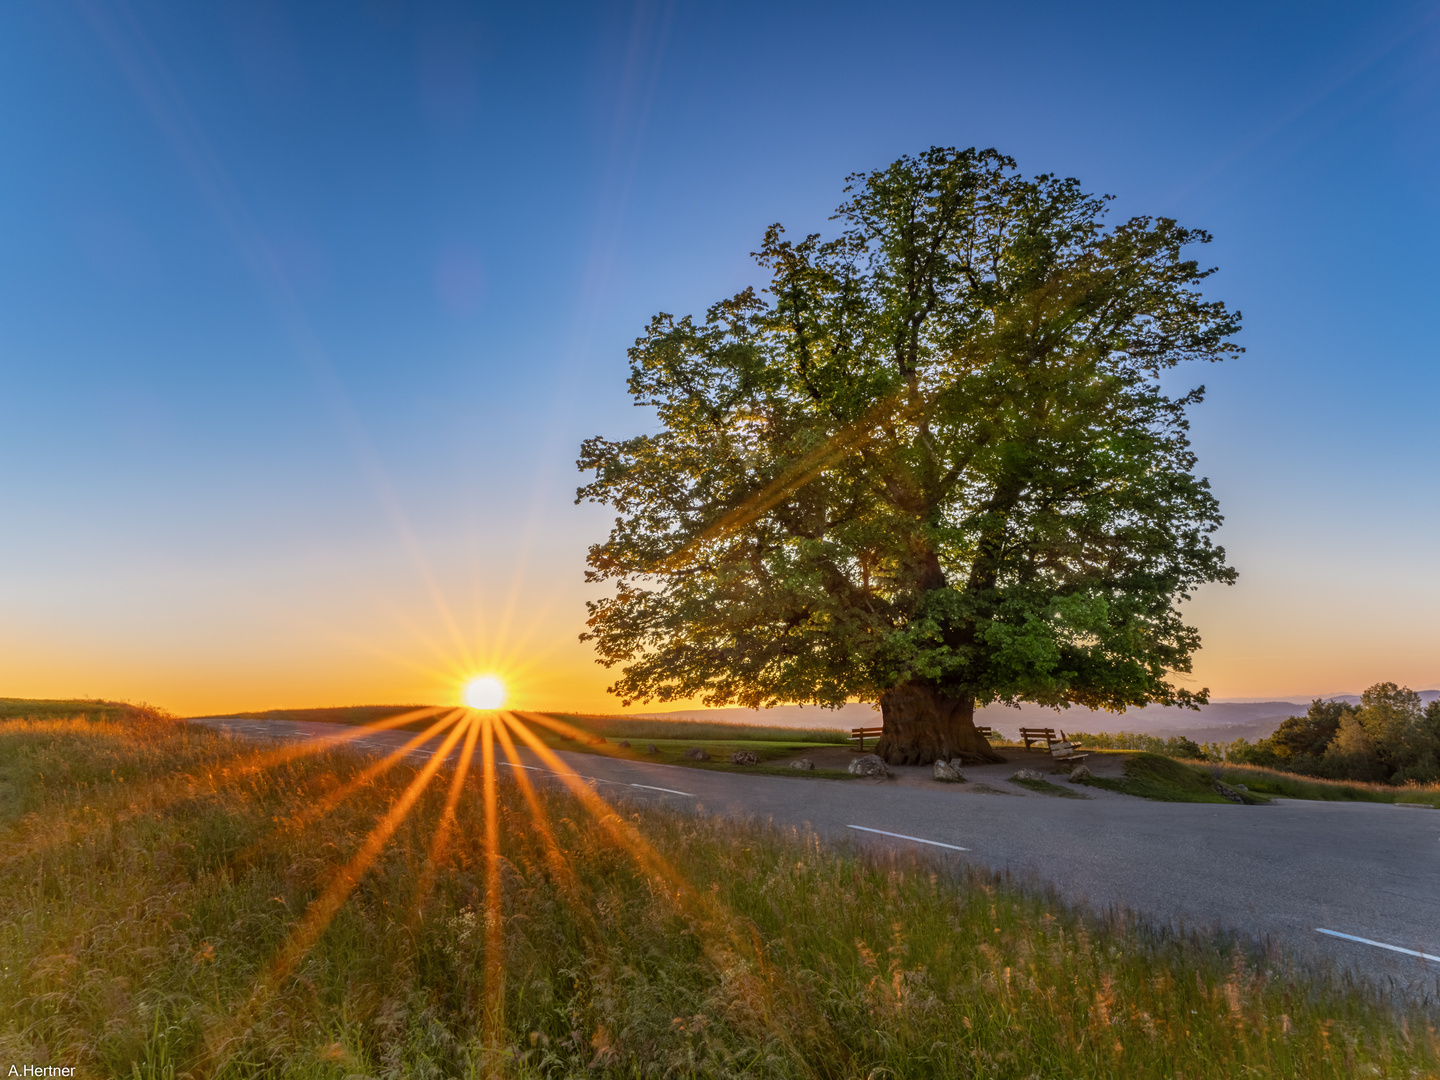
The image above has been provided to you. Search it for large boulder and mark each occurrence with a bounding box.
[1012,768,1046,782]
[933,759,965,783]
[789,758,815,770]
[682,746,710,761]
[848,754,889,778]
[1212,781,1246,804]
[730,750,760,765]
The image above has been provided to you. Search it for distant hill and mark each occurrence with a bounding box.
[179,690,1440,746]
[187,705,438,729]
[635,691,1440,743]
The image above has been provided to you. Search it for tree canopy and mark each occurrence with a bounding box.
[578,147,1241,762]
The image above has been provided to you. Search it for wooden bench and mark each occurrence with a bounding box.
[1047,738,1088,766]
[850,726,882,750]
[850,725,995,751]
[1019,726,1057,749]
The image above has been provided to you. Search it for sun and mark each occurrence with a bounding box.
[463,675,506,710]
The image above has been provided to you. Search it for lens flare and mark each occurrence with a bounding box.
[463,675,505,710]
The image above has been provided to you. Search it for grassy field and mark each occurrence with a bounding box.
[187,704,441,729]
[190,706,856,778]
[3,711,1438,1079]
[523,716,854,778]
[542,714,849,745]
[1075,753,1272,804]
[0,697,164,722]
[542,736,854,779]
[189,706,850,747]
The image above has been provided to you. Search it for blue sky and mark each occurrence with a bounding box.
[2,0,1437,713]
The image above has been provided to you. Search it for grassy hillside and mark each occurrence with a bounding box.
[0,697,166,722]
[1078,753,1272,804]
[1207,761,1440,808]
[1,713,1435,1078]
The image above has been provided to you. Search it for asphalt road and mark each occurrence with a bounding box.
[192,716,1440,997]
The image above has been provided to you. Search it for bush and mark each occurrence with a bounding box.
[1194,687,1440,787]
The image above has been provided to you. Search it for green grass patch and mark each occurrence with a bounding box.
[1080,752,1272,804]
[1207,762,1440,807]
[536,731,854,778]
[0,714,1434,1078]
[543,712,850,744]
[1008,775,1090,798]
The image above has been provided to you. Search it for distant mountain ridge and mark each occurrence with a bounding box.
[634,691,1440,743]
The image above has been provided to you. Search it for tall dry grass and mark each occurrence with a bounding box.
[1,713,1436,1078]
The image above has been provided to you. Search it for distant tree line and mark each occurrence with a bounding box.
[1214,683,1440,784]
[1068,731,1204,758]
[1075,682,1440,785]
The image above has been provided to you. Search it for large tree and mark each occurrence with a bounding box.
[577,148,1240,765]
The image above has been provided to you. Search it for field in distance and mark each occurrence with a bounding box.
[190,705,858,778]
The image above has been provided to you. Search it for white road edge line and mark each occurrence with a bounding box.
[848,825,968,851]
[630,783,695,797]
[1315,928,1440,963]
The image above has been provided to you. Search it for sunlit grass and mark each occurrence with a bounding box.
[2,712,1437,1078]
[1205,761,1440,808]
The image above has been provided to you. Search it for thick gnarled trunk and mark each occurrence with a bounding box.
[874,682,1005,765]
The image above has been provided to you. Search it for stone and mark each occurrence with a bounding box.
[1212,781,1246,804]
[586,734,607,745]
[617,740,631,749]
[646,744,659,754]
[933,759,964,782]
[730,750,760,765]
[1068,764,1092,782]
[683,747,710,761]
[848,753,889,778]
[1012,768,1046,782]
[789,758,815,770]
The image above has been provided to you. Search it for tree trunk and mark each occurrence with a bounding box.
[874,682,1005,765]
